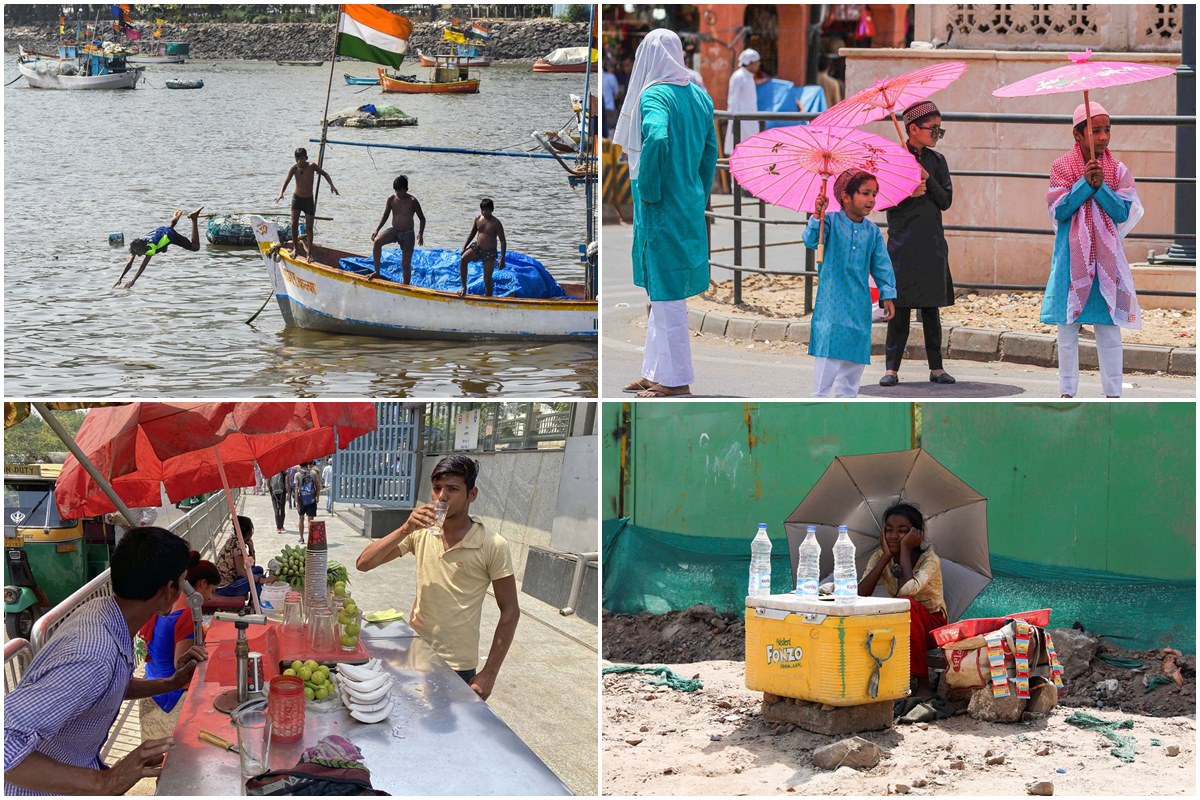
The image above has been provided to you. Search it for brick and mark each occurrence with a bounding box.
[687,307,706,332]
[700,313,728,337]
[1122,344,1172,374]
[1169,348,1196,376]
[753,319,790,342]
[999,332,1057,366]
[948,327,1002,361]
[761,696,893,736]
[784,320,811,345]
[724,317,757,340]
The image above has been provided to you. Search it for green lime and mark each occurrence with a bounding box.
[298,667,312,682]
[315,686,328,700]
[340,633,357,647]
[283,668,297,677]
[304,686,315,701]
[333,581,346,597]
[304,659,318,671]
[345,623,360,637]
[290,660,303,672]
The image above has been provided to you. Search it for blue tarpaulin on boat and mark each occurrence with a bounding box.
[338,248,567,299]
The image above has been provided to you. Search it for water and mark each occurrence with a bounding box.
[833,525,858,598]
[795,524,820,598]
[748,522,771,598]
[3,59,596,396]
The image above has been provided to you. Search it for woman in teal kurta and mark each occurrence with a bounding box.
[614,29,718,397]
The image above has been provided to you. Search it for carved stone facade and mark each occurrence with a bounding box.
[915,4,1183,52]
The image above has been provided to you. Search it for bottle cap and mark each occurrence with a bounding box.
[838,525,848,532]
[758,522,767,528]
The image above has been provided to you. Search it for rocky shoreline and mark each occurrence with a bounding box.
[4,19,590,61]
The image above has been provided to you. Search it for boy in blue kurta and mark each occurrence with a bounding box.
[803,169,897,398]
[613,29,718,398]
[1040,103,1142,398]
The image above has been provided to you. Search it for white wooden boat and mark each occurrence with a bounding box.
[250,216,596,341]
[17,59,143,89]
[127,53,186,64]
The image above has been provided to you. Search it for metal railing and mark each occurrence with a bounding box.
[28,489,240,655]
[4,638,33,695]
[714,110,1197,310]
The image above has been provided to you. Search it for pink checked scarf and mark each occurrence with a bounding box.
[1047,144,1142,328]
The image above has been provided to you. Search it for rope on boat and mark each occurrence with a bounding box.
[310,137,597,162]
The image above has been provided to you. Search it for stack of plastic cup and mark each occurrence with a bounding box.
[304,521,329,623]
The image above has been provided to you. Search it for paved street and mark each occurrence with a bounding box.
[602,222,1196,399]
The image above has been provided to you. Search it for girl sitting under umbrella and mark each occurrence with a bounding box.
[857,503,947,701]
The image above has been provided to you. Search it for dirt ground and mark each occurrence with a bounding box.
[602,609,1197,795]
[695,276,1196,348]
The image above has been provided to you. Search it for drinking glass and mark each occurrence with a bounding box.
[267,675,305,743]
[308,606,337,653]
[232,704,272,791]
[433,500,449,531]
[282,593,304,638]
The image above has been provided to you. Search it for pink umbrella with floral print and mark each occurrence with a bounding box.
[993,49,1175,156]
[812,61,968,144]
[729,124,921,262]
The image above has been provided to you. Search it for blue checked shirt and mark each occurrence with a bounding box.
[4,596,135,796]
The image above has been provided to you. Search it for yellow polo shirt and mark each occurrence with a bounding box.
[397,518,514,671]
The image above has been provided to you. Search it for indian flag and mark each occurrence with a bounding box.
[336,5,412,69]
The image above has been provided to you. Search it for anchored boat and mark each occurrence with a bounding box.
[128,42,187,64]
[250,217,596,341]
[344,73,380,85]
[18,47,142,89]
[165,78,204,89]
[378,57,479,94]
[532,46,596,74]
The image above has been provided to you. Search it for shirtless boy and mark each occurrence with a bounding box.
[371,174,426,284]
[276,147,338,258]
[115,206,203,289]
[459,199,506,297]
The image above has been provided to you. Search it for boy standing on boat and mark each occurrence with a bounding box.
[371,174,426,285]
[276,147,339,258]
[458,199,506,297]
[115,207,204,289]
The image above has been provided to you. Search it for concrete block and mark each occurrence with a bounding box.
[700,313,729,337]
[724,317,757,340]
[522,546,597,625]
[761,696,893,735]
[362,507,412,539]
[870,322,888,347]
[784,320,811,344]
[687,307,706,332]
[1122,343,1172,374]
[1169,348,1196,376]
[948,327,1002,361]
[999,332,1057,366]
[753,319,790,342]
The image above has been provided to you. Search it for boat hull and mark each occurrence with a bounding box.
[532,59,588,73]
[127,54,186,64]
[344,74,380,85]
[378,68,478,94]
[418,50,492,67]
[18,61,142,89]
[250,216,595,342]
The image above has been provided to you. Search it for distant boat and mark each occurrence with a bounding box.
[532,46,595,74]
[128,42,186,64]
[18,48,142,89]
[378,61,479,94]
[276,60,325,67]
[418,49,491,68]
[165,78,204,89]
[344,74,380,85]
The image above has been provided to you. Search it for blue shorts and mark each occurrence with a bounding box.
[299,501,317,518]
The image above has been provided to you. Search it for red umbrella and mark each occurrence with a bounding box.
[812,61,968,144]
[55,402,377,614]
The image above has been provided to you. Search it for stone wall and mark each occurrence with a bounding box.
[843,47,1187,291]
[4,19,590,61]
[915,4,1184,52]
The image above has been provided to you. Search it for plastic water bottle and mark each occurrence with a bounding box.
[833,525,857,599]
[795,525,821,598]
[748,523,772,597]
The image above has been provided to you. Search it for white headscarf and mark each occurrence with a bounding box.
[612,28,693,180]
[738,48,761,67]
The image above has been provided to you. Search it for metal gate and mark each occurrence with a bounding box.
[332,403,421,508]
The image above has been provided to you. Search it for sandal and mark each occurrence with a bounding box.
[635,384,692,398]
[623,377,656,393]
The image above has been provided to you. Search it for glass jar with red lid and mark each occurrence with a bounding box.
[268,675,306,743]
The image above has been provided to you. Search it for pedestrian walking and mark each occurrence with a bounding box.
[613,28,718,398]
[322,459,334,514]
[1040,103,1142,398]
[880,101,957,387]
[269,471,288,534]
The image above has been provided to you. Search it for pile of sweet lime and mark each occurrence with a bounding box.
[282,659,335,702]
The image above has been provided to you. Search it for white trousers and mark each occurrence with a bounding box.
[812,356,866,398]
[642,300,694,387]
[1057,323,1123,397]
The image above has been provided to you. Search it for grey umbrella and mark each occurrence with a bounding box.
[784,448,991,621]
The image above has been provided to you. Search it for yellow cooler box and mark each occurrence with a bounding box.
[745,594,911,706]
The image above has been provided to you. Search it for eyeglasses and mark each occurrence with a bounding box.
[917,125,947,139]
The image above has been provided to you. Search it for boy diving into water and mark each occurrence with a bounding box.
[115,207,204,289]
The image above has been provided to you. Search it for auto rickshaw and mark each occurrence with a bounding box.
[3,464,118,639]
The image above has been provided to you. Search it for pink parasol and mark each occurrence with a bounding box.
[729,124,921,262]
[993,49,1175,156]
[812,61,968,143]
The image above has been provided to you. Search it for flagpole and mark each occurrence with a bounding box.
[313,4,342,251]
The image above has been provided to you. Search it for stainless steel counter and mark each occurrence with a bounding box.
[156,628,571,795]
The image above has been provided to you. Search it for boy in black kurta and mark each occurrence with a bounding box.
[880,101,956,386]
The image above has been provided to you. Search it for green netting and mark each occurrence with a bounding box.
[602,518,1195,653]
[206,215,293,247]
[1064,711,1137,762]
[601,665,703,692]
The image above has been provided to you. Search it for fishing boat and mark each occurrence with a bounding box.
[344,73,380,85]
[165,78,204,89]
[532,46,596,74]
[17,47,143,89]
[249,217,596,341]
[418,48,491,67]
[277,60,325,67]
[127,42,186,64]
[378,56,479,94]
